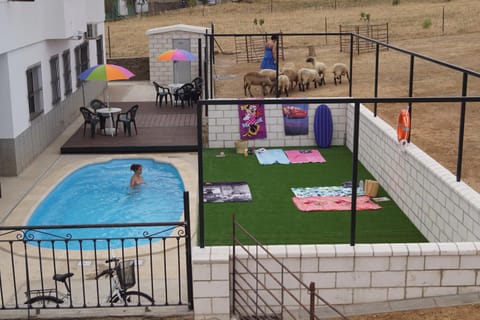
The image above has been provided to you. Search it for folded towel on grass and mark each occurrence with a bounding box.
[284,149,326,164]
[292,186,364,197]
[255,148,290,165]
[292,196,381,212]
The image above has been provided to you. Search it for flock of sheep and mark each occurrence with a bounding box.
[243,57,350,97]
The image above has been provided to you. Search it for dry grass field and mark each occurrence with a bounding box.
[106,1,480,318]
[106,0,480,193]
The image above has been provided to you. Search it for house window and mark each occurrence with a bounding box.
[50,54,61,104]
[96,35,104,65]
[75,42,89,88]
[62,49,72,96]
[26,64,43,120]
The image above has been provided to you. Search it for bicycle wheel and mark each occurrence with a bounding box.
[122,291,154,306]
[25,295,64,307]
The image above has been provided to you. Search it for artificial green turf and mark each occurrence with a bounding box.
[202,146,427,246]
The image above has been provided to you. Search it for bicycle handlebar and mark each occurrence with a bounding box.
[95,268,115,279]
[105,257,119,264]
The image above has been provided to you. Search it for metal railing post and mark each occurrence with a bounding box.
[456,72,468,182]
[350,102,360,246]
[309,282,315,320]
[408,55,415,142]
[184,191,194,310]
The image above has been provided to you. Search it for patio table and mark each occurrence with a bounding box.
[96,107,122,136]
[168,83,184,93]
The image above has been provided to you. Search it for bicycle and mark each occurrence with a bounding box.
[24,257,154,307]
[24,272,73,306]
[95,257,154,306]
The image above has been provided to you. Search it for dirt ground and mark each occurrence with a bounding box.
[106,1,480,318]
[212,33,480,193]
[106,0,480,193]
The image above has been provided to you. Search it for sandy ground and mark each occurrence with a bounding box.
[106,0,480,192]
[213,32,480,193]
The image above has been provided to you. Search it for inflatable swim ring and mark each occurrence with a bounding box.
[397,109,410,145]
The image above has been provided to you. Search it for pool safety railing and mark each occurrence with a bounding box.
[0,192,193,314]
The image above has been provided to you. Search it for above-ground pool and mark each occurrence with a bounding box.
[26,159,185,250]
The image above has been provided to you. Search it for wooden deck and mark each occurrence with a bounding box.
[61,101,198,154]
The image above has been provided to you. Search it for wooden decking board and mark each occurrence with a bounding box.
[61,101,198,154]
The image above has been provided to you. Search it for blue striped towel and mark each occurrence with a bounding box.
[255,148,290,165]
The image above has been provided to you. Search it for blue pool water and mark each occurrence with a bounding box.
[27,159,185,250]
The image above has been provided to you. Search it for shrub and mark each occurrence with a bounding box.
[392,0,400,5]
[360,12,370,23]
[422,18,432,29]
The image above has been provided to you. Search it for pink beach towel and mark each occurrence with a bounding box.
[292,196,381,212]
[284,150,326,164]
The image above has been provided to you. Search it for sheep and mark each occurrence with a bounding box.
[306,56,327,86]
[297,68,322,92]
[259,68,277,82]
[280,68,298,90]
[277,74,290,97]
[243,72,274,97]
[332,63,350,85]
[259,69,278,94]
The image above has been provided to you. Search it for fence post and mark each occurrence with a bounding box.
[309,282,315,320]
[339,25,342,52]
[324,17,328,45]
[245,35,250,63]
[184,191,194,310]
[408,55,415,143]
[456,72,468,182]
[108,26,111,58]
[232,214,237,316]
[350,102,360,246]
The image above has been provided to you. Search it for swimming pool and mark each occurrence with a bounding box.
[26,159,185,250]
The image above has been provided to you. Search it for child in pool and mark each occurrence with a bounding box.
[130,163,145,187]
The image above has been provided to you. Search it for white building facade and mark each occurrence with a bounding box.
[0,0,106,175]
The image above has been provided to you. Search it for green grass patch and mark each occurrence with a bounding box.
[202,146,427,246]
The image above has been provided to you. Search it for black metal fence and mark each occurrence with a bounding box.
[204,30,480,181]
[232,214,348,320]
[0,192,193,314]
[195,96,480,248]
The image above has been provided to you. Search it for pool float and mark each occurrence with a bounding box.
[314,104,333,148]
[397,109,410,145]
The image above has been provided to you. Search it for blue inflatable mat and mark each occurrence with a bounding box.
[314,104,333,148]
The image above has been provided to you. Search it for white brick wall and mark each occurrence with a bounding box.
[193,243,480,319]
[345,104,480,242]
[205,103,347,148]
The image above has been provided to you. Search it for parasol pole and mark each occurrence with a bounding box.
[81,80,86,107]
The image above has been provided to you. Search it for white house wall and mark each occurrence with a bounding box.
[0,54,13,137]
[0,0,104,54]
[0,0,105,176]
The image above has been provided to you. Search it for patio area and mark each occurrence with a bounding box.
[61,99,197,154]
